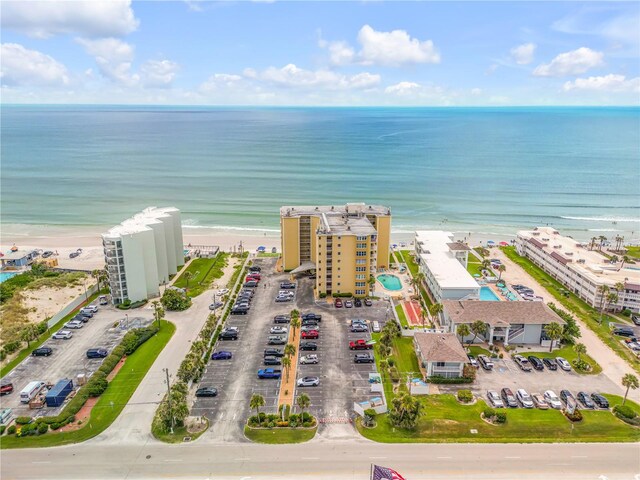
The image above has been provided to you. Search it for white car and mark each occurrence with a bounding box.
[81,305,98,314]
[544,390,563,409]
[64,320,84,329]
[217,289,230,296]
[52,330,73,339]
[297,376,320,387]
[278,291,295,298]
[300,354,319,364]
[555,357,572,371]
[516,389,534,408]
[487,390,504,408]
[270,326,288,335]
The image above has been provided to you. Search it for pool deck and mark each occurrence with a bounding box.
[375,271,412,300]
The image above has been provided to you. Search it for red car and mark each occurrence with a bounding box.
[349,339,373,350]
[247,273,261,280]
[301,330,319,339]
[335,299,343,308]
[0,382,14,395]
[245,276,260,283]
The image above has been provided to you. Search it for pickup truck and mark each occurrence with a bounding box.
[349,339,373,350]
[257,368,282,379]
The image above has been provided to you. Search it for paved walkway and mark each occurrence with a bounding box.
[491,248,639,401]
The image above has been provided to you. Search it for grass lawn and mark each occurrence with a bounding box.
[397,250,433,308]
[395,304,409,329]
[467,345,492,357]
[603,394,640,416]
[501,246,640,374]
[625,246,640,261]
[357,394,640,443]
[1,290,103,379]
[466,260,484,277]
[244,425,316,444]
[257,252,279,258]
[389,252,395,265]
[1,320,175,449]
[173,253,228,298]
[153,418,209,444]
[523,344,602,375]
[392,336,421,377]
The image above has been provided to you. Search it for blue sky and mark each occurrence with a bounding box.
[1,1,639,105]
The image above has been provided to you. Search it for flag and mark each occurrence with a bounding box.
[371,464,406,480]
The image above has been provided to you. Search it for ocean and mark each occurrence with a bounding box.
[1,105,639,242]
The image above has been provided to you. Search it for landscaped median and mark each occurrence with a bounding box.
[244,424,317,444]
[172,253,229,298]
[0,320,175,449]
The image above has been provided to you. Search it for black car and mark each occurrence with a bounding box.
[32,347,53,357]
[280,282,296,289]
[230,307,248,315]
[542,358,558,371]
[249,266,261,272]
[354,353,374,363]
[577,391,595,409]
[500,388,518,408]
[73,315,90,323]
[220,328,239,340]
[195,387,218,397]
[613,328,636,338]
[299,342,317,351]
[591,393,610,408]
[527,355,544,371]
[263,356,282,365]
[86,348,108,358]
[302,319,318,327]
[42,251,54,258]
[274,315,290,324]
[78,311,93,318]
[264,348,284,357]
[364,298,373,307]
[301,313,322,322]
[354,298,362,307]
[560,389,576,405]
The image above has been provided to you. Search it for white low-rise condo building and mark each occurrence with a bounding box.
[103,207,184,305]
[414,231,479,303]
[516,227,640,313]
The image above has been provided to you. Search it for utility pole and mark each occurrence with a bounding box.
[164,368,174,434]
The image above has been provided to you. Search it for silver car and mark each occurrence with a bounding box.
[270,326,288,335]
[516,388,534,408]
[64,320,84,329]
[297,376,320,387]
[544,390,563,409]
[52,330,73,339]
[300,354,319,364]
[555,357,572,371]
[487,390,504,408]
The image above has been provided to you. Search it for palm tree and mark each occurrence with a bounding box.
[497,264,506,281]
[282,356,291,382]
[610,255,619,265]
[621,374,639,405]
[589,237,598,251]
[615,235,624,252]
[152,300,165,329]
[296,392,311,417]
[606,292,619,313]
[368,275,376,295]
[183,271,193,290]
[429,303,443,326]
[598,235,607,251]
[470,320,488,345]
[290,315,300,336]
[573,343,587,363]
[543,322,564,352]
[456,324,470,345]
[249,393,265,417]
[597,285,610,322]
[284,343,296,359]
[619,255,630,271]
[420,306,428,330]
[481,259,491,271]
[92,269,102,291]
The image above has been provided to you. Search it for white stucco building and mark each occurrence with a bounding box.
[103,207,184,305]
[414,231,480,303]
[516,227,640,313]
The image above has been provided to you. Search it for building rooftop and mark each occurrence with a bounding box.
[517,227,640,287]
[442,300,566,326]
[447,242,471,252]
[1,250,35,260]
[414,332,468,363]
[103,206,179,238]
[280,203,390,218]
[318,213,377,236]
[415,231,479,290]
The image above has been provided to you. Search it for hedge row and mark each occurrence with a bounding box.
[613,405,640,426]
[427,376,473,384]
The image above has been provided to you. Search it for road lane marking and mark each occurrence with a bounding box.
[369,456,387,460]
[571,455,588,459]
[164,459,183,463]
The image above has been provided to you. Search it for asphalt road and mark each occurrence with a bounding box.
[1,441,638,479]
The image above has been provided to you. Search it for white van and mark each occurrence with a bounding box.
[372,321,381,333]
[20,381,45,403]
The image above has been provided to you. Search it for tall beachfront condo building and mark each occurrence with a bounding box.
[280,203,391,297]
[516,227,640,313]
[103,207,184,305]
[414,231,480,303]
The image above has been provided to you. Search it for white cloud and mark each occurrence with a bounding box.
[357,25,440,66]
[563,74,640,92]
[552,8,640,48]
[471,88,482,95]
[1,0,138,39]
[385,81,421,95]
[326,41,356,66]
[259,64,380,89]
[140,60,179,88]
[0,43,69,86]
[77,38,138,85]
[199,73,244,92]
[510,43,536,65]
[533,47,604,77]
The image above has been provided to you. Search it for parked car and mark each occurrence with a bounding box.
[354,298,362,307]
[501,388,518,408]
[220,327,239,340]
[209,302,224,310]
[516,389,534,408]
[270,326,288,335]
[274,315,291,324]
[335,299,343,308]
[243,280,258,288]
[487,390,505,408]
[230,306,249,315]
[268,335,287,345]
[65,320,84,329]
[543,358,558,371]
[364,298,373,307]
[467,355,479,368]
[42,251,53,258]
[217,288,230,296]
[52,330,73,339]
[527,355,544,371]
[349,339,373,350]
[513,355,532,372]
[195,387,218,397]
[477,355,494,370]
[301,319,318,327]
[280,282,296,289]
[371,321,381,333]
[32,347,53,357]
[81,306,98,314]
[275,295,292,303]
[632,315,640,326]
[211,351,232,360]
[543,390,562,409]
[99,295,109,305]
[301,330,318,339]
[257,368,282,379]
[350,324,369,333]
[249,266,261,272]
[264,356,282,365]
[591,393,610,409]
[556,357,572,371]
[344,300,353,308]
[299,342,317,351]
[264,348,284,357]
[77,310,93,318]
[577,391,595,409]
[300,354,319,364]
[73,315,90,323]
[0,382,14,395]
[354,353,374,363]
[86,348,108,359]
[297,376,320,387]
[560,389,576,406]
[613,327,636,338]
[531,392,549,409]
[302,313,322,322]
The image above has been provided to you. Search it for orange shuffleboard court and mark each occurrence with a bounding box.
[403,300,423,326]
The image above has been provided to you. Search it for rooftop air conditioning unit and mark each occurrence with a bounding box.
[542,238,549,241]
[532,232,540,236]
[565,252,573,256]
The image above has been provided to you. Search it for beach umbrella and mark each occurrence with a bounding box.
[499,241,509,246]
[487,240,495,245]
[473,273,481,277]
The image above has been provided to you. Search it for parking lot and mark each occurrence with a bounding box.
[194,257,390,440]
[2,305,153,417]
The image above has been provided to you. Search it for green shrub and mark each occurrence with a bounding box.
[15,416,32,425]
[457,390,473,403]
[386,358,396,368]
[428,375,473,384]
[495,412,507,424]
[318,292,327,298]
[613,405,638,420]
[389,366,400,383]
[50,423,61,430]
[37,423,49,434]
[0,425,6,435]
[7,425,17,435]
[161,288,191,311]
[3,340,23,355]
[332,293,353,298]
[483,407,496,419]
[565,409,583,422]
[86,374,108,397]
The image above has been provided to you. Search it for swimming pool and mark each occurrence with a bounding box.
[377,274,403,291]
[0,272,18,283]
[480,286,500,301]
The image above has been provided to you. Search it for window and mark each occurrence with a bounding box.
[356,266,366,272]
[357,243,367,249]
[356,259,366,265]
[356,281,365,287]
[356,236,367,241]
[355,289,365,295]
[435,362,446,367]
[356,251,367,257]
[356,274,365,280]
